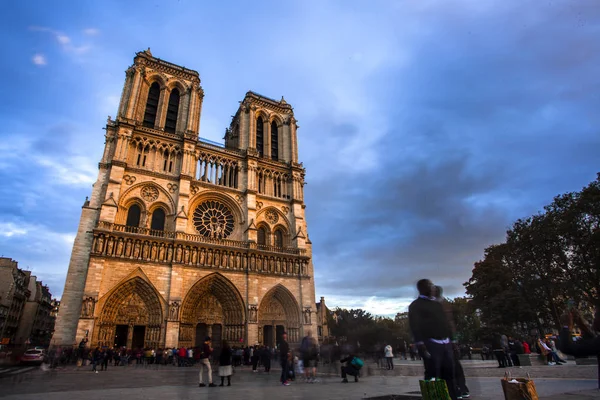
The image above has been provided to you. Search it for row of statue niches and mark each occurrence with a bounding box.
[92,235,309,274]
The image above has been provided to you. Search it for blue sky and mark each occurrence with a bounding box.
[0,1,598,316]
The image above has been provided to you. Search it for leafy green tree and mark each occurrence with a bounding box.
[465,173,600,336]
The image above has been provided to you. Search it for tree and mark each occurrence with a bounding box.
[465,173,600,336]
[447,297,481,344]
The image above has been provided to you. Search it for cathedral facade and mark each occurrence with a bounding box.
[51,49,317,350]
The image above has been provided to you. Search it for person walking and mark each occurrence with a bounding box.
[279,332,291,386]
[261,346,271,372]
[409,279,458,400]
[384,344,394,370]
[91,346,101,373]
[300,330,319,382]
[218,340,233,386]
[198,337,216,387]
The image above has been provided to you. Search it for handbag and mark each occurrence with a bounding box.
[419,379,452,400]
[501,372,539,400]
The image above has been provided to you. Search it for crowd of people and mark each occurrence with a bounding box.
[41,281,599,397]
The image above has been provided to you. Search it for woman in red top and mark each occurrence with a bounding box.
[522,341,531,354]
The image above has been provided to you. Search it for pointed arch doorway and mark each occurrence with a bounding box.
[258,285,301,346]
[96,277,164,349]
[180,273,245,350]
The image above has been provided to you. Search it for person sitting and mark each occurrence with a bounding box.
[340,354,362,383]
[559,309,600,357]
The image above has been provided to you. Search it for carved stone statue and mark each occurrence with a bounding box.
[158,244,165,261]
[106,237,114,255]
[81,297,95,318]
[304,309,311,324]
[95,236,105,253]
[249,306,257,323]
[191,248,198,264]
[133,241,141,259]
[142,241,149,259]
[125,239,132,257]
[184,247,190,264]
[151,243,157,260]
[169,301,180,320]
[116,239,124,256]
[167,245,173,261]
[222,252,228,268]
[175,246,182,263]
[200,249,206,265]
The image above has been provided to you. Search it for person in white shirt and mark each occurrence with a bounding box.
[384,344,394,370]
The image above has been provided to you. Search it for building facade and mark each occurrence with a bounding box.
[52,49,318,350]
[0,258,31,345]
[15,277,55,347]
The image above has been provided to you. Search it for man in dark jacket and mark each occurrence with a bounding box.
[409,279,458,400]
[198,337,216,387]
[279,332,291,386]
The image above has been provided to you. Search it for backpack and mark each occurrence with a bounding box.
[351,357,363,369]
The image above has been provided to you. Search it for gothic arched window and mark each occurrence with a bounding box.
[257,227,267,245]
[256,116,264,157]
[126,204,141,228]
[165,89,180,133]
[143,82,160,128]
[150,208,166,231]
[271,121,278,161]
[274,229,284,248]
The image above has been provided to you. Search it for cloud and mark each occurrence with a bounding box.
[32,53,46,66]
[0,220,76,297]
[83,28,100,36]
[0,222,28,237]
[29,26,92,56]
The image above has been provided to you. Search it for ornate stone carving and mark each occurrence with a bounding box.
[141,185,159,202]
[123,175,136,185]
[235,194,244,204]
[167,183,178,193]
[116,293,149,325]
[281,206,289,214]
[256,201,263,210]
[192,200,235,239]
[303,308,312,325]
[169,301,180,321]
[81,297,96,318]
[248,305,258,323]
[265,209,279,224]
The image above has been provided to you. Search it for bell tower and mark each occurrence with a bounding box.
[225,92,299,164]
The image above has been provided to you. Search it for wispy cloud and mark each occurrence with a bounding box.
[32,53,46,66]
[0,222,28,237]
[83,28,99,36]
[30,26,92,55]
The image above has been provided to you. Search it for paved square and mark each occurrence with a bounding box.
[0,363,598,400]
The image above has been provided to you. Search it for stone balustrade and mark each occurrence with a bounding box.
[92,222,309,277]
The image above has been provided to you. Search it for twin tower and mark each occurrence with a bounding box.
[52,49,318,351]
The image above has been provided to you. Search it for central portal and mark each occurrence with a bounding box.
[179,273,246,349]
[132,326,146,350]
[115,325,128,348]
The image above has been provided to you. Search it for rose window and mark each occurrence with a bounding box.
[193,201,235,239]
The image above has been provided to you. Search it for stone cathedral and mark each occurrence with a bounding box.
[51,49,319,351]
